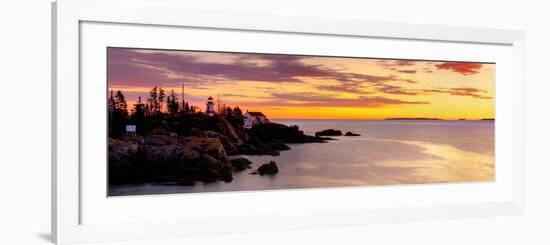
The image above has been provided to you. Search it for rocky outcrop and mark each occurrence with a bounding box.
[344,131,361,136]
[218,118,245,145]
[198,130,240,155]
[248,123,327,144]
[223,123,330,156]
[108,135,233,185]
[265,142,291,151]
[230,158,253,171]
[315,129,343,137]
[237,143,280,156]
[233,123,249,143]
[188,119,324,157]
[145,134,178,146]
[108,138,140,183]
[109,120,337,185]
[256,161,279,175]
[180,137,233,182]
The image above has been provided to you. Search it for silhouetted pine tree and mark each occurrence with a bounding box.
[108,90,116,136]
[158,87,166,113]
[108,90,116,114]
[147,86,159,114]
[114,91,128,115]
[233,106,244,126]
[166,89,180,116]
[183,102,190,113]
[225,106,233,116]
[131,96,147,134]
[109,90,129,138]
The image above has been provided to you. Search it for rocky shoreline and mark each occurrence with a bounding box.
[109,135,234,185]
[109,120,341,185]
[108,111,364,186]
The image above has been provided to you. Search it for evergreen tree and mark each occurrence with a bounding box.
[158,87,166,113]
[114,91,128,115]
[232,106,244,126]
[233,106,242,116]
[108,90,116,136]
[132,96,146,134]
[144,103,151,116]
[167,89,180,115]
[147,86,159,114]
[108,90,116,114]
[184,102,190,113]
[225,106,233,116]
[108,90,129,138]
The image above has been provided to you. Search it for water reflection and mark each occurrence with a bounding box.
[109,120,494,196]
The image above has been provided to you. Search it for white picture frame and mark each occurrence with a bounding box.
[52,0,525,244]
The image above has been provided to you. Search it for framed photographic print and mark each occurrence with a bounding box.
[52,0,525,244]
[106,47,497,196]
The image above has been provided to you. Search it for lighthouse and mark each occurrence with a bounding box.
[206,96,215,116]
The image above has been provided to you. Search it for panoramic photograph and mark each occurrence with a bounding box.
[107,47,495,196]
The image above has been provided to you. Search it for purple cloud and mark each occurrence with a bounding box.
[108,48,492,106]
[108,48,420,93]
[108,48,403,88]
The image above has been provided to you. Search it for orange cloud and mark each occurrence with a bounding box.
[435,62,483,75]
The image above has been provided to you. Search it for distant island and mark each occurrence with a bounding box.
[384,117,495,121]
[385,118,443,120]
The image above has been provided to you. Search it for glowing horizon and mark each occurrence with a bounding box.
[108,47,495,120]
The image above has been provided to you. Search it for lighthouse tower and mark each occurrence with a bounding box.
[206,96,215,116]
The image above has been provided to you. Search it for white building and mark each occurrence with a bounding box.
[243,111,268,128]
[206,96,215,116]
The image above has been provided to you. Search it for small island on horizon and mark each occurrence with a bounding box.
[385,117,443,120]
[385,118,495,121]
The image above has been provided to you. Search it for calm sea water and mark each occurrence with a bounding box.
[109,120,494,196]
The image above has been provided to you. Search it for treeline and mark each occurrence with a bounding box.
[108,86,245,138]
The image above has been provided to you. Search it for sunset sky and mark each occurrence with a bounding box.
[107,47,495,120]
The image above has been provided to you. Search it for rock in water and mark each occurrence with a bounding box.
[315,129,343,137]
[230,158,253,171]
[344,131,361,136]
[257,161,279,175]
